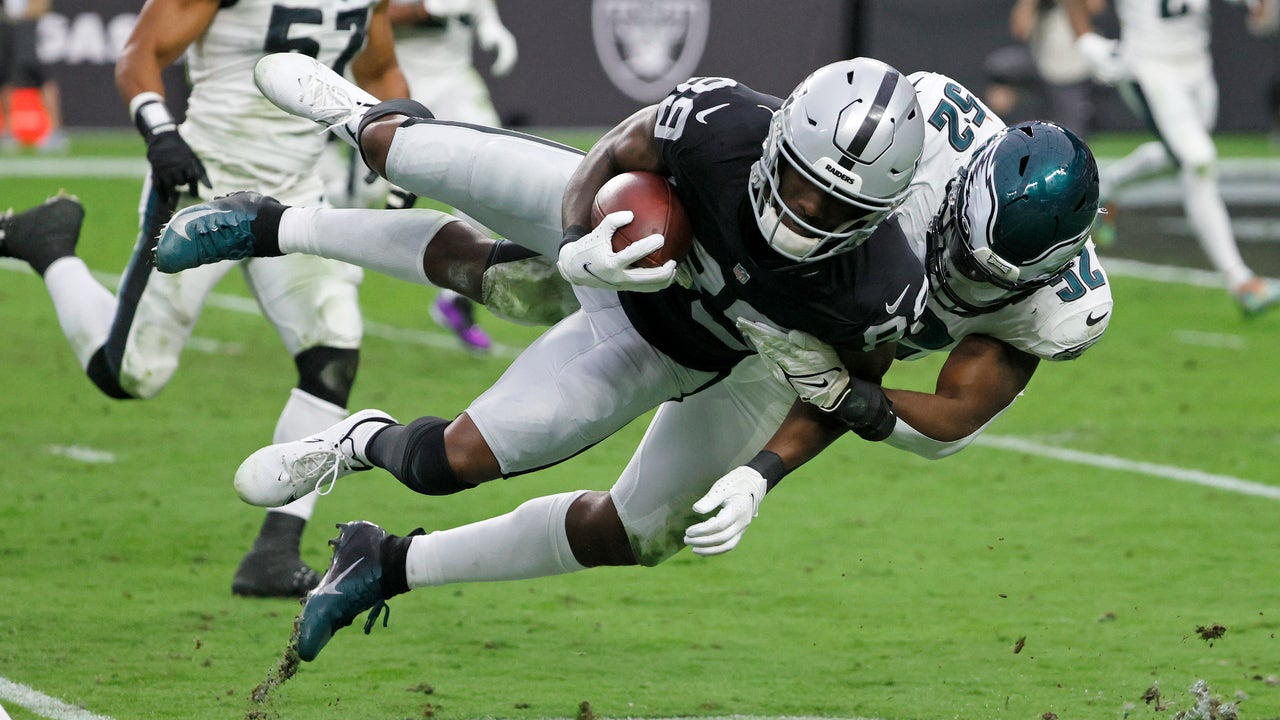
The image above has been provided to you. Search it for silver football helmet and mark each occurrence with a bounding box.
[928,120,1100,316]
[749,57,924,264]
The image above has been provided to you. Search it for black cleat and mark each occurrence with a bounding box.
[0,194,84,275]
[231,547,321,599]
[296,521,391,662]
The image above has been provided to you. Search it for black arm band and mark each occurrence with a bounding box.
[560,224,589,249]
[746,450,788,491]
[830,376,897,442]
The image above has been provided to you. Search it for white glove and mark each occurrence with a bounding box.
[736,318,850,411]
[475,0,518,77]
[422,0,476,16]
[1075,32,1128,85]
[557,210,677,292]
[683,466,767,557]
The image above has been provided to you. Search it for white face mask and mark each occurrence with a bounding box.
[758,201,821,261]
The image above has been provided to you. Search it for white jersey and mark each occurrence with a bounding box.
[182,0,379,193]
[390,4,474,73]
[896,72,1113,362]
[1115,0,1211,62]
[387,6,499,124]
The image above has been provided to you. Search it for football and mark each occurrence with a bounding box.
[590,171,693,268]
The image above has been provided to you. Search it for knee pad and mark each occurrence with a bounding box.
[294,346,359,407]
[390,416,472,496]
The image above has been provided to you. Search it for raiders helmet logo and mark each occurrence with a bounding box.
[592,0,711,102]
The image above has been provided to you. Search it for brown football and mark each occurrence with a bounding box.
[590,171,693,268]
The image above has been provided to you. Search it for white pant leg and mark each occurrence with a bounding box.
[466,285,719,474]
[381,121,583,259]
[610,358,794,566]
[1132,57,1216,169]
[1132,58,1249,287]
[118,260,234,399]
[240,254,364,356]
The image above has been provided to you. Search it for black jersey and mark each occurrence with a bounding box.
[619,77,927,373]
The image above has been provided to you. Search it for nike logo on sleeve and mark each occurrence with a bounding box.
[695,103,730,124]
[885,285,910,314]
[1085,311,1109,326]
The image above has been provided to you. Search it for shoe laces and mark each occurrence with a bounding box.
[298,74,360,129]
[287,445,365,497]
[362,600,389,635]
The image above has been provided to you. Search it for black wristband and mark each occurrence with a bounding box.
[746,450,787,491]
[830,376,897,442]
[131,93,177,142]
[560,224,589,249]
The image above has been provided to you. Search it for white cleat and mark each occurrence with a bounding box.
[253,52,379,147]
[234,409,397,507]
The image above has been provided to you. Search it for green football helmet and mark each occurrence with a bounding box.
[928,120,1099,316]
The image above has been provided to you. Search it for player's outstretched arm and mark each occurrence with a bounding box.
[684,342,896,557]
[882,335,1038,459]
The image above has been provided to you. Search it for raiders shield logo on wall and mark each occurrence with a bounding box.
[592,0,711,102]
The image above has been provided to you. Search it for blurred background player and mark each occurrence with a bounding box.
[982,0,1103,138]
[0,0,67,151]
[0,0,408,598]
[320,0,516,351]
[1065,0,1280,317]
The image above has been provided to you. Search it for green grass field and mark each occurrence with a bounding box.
[1,131,1279,720]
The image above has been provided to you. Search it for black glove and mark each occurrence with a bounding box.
[145,130,211,204]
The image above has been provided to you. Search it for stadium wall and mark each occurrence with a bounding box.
[40,0,1278,131]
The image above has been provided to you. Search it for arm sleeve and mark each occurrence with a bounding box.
[882,396,1018,460]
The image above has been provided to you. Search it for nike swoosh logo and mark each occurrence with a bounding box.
[789,375,831,390]
[581,262,614,286]
[1085,311,1109,326]
[168,207,233,241]
[695,103,730,124]
[885,285,910,314]
[311,557,364,597]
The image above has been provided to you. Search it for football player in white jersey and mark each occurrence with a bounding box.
[151,57,1112,661]
[1064,0,1280,317]
[0,0,407,598]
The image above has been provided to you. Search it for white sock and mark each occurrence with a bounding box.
[271,388,348,520]
[42,256,117,368]
[277,206,457,286]
[1181,166,1251,289]
[405,491,588,588]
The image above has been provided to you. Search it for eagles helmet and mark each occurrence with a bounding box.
[928,120,1099,316]
[749,57,924,264]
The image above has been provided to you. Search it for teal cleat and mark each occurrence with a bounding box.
[154,191,285,273]
[296,521,392,662]
[1235,277,1280,319]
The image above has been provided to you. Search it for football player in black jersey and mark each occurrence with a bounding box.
[156,55,930,661]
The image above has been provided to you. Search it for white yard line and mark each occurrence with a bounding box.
[0,679,114,720]
[976,435,1280,499]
